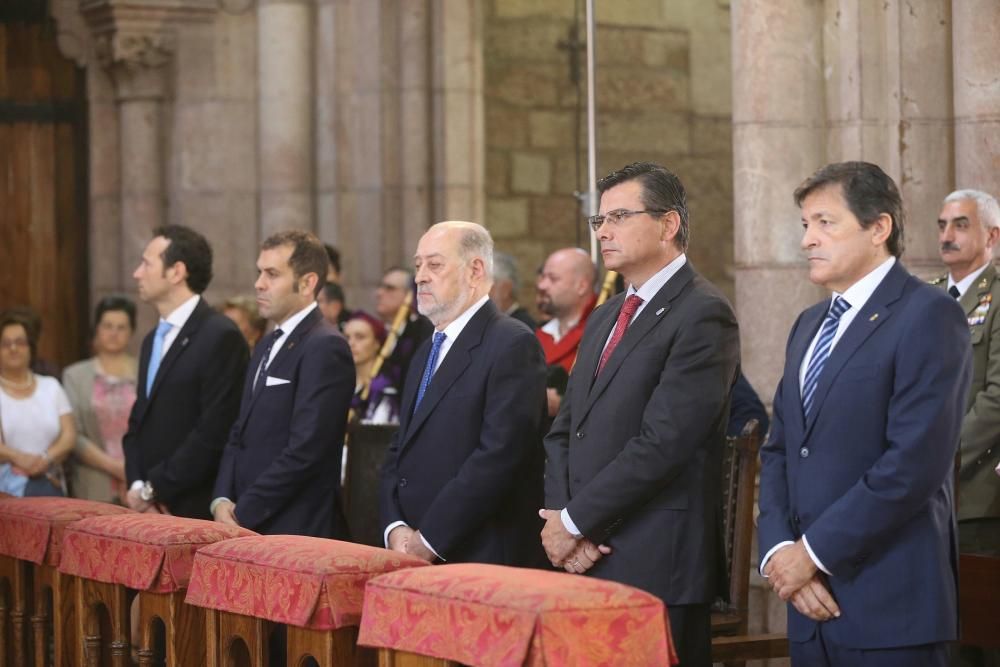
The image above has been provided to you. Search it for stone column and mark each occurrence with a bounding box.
[953,0,1000,197]
[258,0,314,236]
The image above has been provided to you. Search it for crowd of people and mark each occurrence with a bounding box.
[1,159,998,666]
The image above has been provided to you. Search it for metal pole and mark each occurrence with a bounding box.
[585,0,598,264]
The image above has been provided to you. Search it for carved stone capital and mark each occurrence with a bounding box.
[92,30,177,71]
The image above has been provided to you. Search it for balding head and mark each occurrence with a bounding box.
[537,247,595,321]
[414,221,494,329]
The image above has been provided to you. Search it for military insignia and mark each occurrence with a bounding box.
[969,293,991,328]
[978,276,989,290]
[929,275,947,286]
[869,313,879,322]
[655,307,665,316]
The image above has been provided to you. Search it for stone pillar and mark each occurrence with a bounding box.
[953,1,1000,198]
[258,0,314,236]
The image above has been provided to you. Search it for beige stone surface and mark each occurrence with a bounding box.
[485,197,529,238]
[492,0,574,21]
[510,152,551,195]
[530,195,582,242]
[528,110,574,150]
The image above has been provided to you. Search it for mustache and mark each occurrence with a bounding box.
[940,242,961,252]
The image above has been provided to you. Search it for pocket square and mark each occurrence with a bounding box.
[265,376,291,387]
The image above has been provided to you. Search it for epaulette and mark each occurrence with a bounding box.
[928,275,947,286]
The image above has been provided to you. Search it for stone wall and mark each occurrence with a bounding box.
[483,0,735,312]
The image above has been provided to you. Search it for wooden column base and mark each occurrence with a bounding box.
[74,576,130,667]
[0,554,31,667]
[137,590,206,666]
[31,564,77,667]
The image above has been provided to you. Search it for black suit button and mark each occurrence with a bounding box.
[799,447,810,458]
[576,431,585,439]
[399,478,407,488]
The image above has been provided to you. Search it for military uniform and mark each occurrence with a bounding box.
[934,263,1000,555]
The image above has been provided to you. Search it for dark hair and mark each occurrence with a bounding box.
[383,266,416,289]
[94,295,137,333]
[324,244,341,274]
[152,225,214,293]
[261,230,329,298]
[794,161,905,257]
[597,162,690,251]
[321,282,345,303]
[0,308,39,364]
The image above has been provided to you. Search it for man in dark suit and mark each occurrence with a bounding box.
[379,221,547,566]
[758,162,971,667]
[490,251,537,330]
[124,225,248,519]
[541,162,740,667]
[212,230,354,537]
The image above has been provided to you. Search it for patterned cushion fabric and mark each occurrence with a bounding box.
[58,513,256,593]
[184,535,429,630]
[358,563,677,667]
[0,497,133,566]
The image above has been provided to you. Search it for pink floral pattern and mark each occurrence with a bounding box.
[58,513,255,593]
[184,535,429,630]
[0,497,133,566]
[357,564,677,667]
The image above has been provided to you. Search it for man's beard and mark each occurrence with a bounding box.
[419,283,473,327]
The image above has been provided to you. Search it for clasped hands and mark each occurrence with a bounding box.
[387,525,437,563]
[764,540,841,622]
[539,509,611,574]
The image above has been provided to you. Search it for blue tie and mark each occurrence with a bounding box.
[414,332,446,411]
[146,320,173,396]
[802,296,850,417]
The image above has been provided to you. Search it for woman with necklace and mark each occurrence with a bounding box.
[0,310,76,496]
[63,297,138,502]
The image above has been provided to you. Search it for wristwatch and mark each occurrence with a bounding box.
[139,481,155,502]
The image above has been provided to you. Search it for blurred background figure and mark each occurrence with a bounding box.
[344,311,399,425]
[490,251,537,330]
[222,295,268,351]
[0,309,76,496]
[325,243,341,284]
[62,296,138,503]
[318,282,351,330]
[375,266,432,393]
[3,306,60,377]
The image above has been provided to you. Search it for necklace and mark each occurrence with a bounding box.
[0,371,34,390]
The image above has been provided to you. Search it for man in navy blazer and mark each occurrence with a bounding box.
[759,162,972,666]
[379,221,547,566]
[124,225,248,519]
[212,230,354,538]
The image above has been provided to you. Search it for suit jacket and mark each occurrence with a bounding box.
[933,263,1000,521]
[123,298,248,519]
[758,261,971,649]
[214,306,354,537]
[508,305,537,331]
[379,300,547,565]
[544,262,740,605]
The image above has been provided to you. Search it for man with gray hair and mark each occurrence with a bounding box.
[379,221,547,566]
[934,190,1000,557]
[490,251,537,330]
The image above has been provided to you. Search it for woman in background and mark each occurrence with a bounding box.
[0,310,75,496]
[222,295,267,351]
[344,311,399,425]
[63,296,138,502]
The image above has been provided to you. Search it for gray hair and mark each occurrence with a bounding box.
[435,220,495,278]
[944,189,1000,230]
[492,251,519,291]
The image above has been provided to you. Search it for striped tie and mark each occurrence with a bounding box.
[801,296,850,417]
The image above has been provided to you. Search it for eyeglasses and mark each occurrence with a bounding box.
[0,339,29,350]
[587,209,668,232]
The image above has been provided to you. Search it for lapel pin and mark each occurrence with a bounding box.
[655,307,665,316]
[181,337,190,347]
[288,342,296,349]
[869,313,879,322]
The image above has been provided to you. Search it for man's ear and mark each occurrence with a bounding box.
[301,271,319,296]
[660,210,681,243]
[870,213,892,247]
[166,261,188,287]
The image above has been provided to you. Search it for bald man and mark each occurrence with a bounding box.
[536,248,598,372]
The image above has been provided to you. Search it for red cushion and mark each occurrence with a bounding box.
[357,564,677,666]
[184,535,429,630]
[58,514,256,593]
[0,497,133,566]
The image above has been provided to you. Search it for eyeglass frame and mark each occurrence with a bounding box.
[587,208,671,232]
[0,338,29,351]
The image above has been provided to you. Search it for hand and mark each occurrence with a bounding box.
[404,530,436,562]
[125,488,151,512]
[387,525,415,554]
[21,454,49,478]
[110,459,126,481]
[539,508,580,567]
[789,575,841,621]
[765,540,818,600]
[212,500,240,527]
[546,389,562,418]
[562,539,613,574]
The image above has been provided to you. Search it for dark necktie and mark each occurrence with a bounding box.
[596,294,644,376]
[415,331,446,410]
[253,328,283,391]
[801,297,850,417]
[949,285,961,299]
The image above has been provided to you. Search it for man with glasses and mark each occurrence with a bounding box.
[541,162,740,667]
[375,267,433,394]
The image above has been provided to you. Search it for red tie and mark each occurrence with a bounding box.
[596,294,644,376]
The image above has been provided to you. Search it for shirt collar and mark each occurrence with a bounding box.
[626,253,687,301]
[503,302,521,316]
[162,294,200,330]
[835,256,896,311]
[276,301,318,336]
[948,261,991,297]
[440,295,490,341]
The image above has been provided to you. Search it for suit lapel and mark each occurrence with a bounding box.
[803,262,906,439]
[400,301,496,450]
[147,298,206,402]
[243,307,321,417]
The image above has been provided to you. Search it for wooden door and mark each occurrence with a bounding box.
[0,0,89,372]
